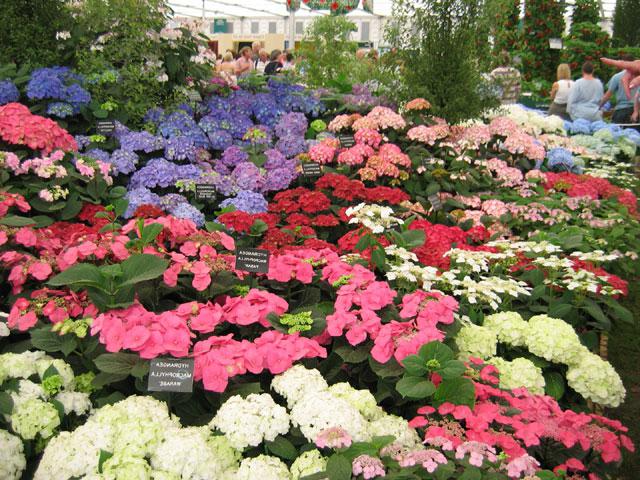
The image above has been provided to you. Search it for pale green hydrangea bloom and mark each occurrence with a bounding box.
[489,357,546,395]
[455,323,497,360]
[482,311,529,347]
[328,382,383,421]
[0,429,26,480]
[11,398,60,440]
[236,455,292,480]
[290,450,327,480]
[566,350,626,407]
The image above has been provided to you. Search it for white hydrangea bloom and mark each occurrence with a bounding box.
[482,312,528,347]
[210,394,290,450]
[272,365,329,408]
[328,383,383,421]
[0,429,26,480]
[151,426,240,479]
[488,357,546,395]
[101,452,152,478]
[55,391,92,416]
[385,246,419,263]
[570,250,621,263]
[290,391,370,443]
[368,414,421,448]
[455,324,497,360]
[10,379,46,407]
[0,321,9,337]
[36,358,76,390]
[0,351,49,383]
[445,248,514,273]
[345,203,404,234]
[290,450,327,480]
[566,351,626,407]
[525,315,583,364]
[236,455,292,480]
[10,398,60,440]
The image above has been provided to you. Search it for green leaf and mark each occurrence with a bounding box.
[0,392,14,415]
[0,215,36,227]
[459,466,481,480]
[98,450,113,473]
[606,299,634,324]
[113,198,129,218]
[140,223,164,245]
[250,219,269,235]
[30,328,65,353]
[119,254,169,287]
[354,234,372,252]
[335,345,370,364]
[581,299,610,330]
[325,454,351,480]
[109,186,127,199]
[94,353,140,375]
[437,360,467,380]
[396,376,436,399]
[48,263,105,288]
[544,371,565,400]
[130,360,149,379]
[61,334,78,356]
[548,303,572,318]
[93,109,109,119]
[418,341,454,363]
[401,355,428,376]
[265,435,298,460]
[400,229,425,249]
[41,364,60,381]
[92,372,129,389]
[369,358,404,378]
[371,246,386,270]
[433,377,476,408]
[425,182,440,196]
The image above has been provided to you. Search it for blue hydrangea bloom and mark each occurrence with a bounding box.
[219,190,268,214]
[0,80,20,105]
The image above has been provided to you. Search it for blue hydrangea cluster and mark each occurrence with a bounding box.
[564,119,640,146]
[110,149,140,175]
[165,136,198,162]
[117,131,166,153]
[0,80,20,105]
[219,190,268,214]
[545,147,582,173]
[26,67,91,114]
[130,158,201,189]
[46,102,75,118]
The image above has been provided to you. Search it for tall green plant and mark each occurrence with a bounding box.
[384,0,498,123]
[521,0,565,80]
[613,0,640,47]
[571,0,601,28]
[0,0,74,67]
[489,0,521,64]
[298,16,363,88]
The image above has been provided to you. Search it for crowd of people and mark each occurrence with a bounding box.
[214,41,297,87]
[490,53,640,125]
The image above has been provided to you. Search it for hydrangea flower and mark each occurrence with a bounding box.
[219,190,268,214]
[0,80,20,105]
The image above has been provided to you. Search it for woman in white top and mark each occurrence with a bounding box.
[216,52,238,87]
[548,63,574,120]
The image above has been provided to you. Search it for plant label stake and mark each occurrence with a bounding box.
[235,248,270,273]
[187,90,202,102]
[148,358,194,393]
[301,162,322,177]
[428,194,443,211]
[338,133,355,148]
[195,184,217,202]
[96,120,116,135]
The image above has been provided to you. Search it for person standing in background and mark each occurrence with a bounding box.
[264,49,283,76]
[599,55,638,124]
[251,41,261,62]
[490,51,521,105]
[567,61,604,121]
[255,49,269,73]
[548,63,574,120]
[235,47,254,77]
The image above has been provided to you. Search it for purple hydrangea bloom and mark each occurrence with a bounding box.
[209,173,238,197]
[275,135,307,158]
[0,80,20,105]
[208,130,234,150]
[219,190,268,214]
[129,158,201,189]
[118,131,165,153]
[84,149,111,163]
[232,162,265,191]
[274,112,308,138]
[110,149,139,175]
[144,107,165,124]
[220,146,249,169]
[75,135,92,151]
[125,187,162,217]
[165,135,197,162]
[229,90,255,116]
[263,148,289,169]
[167,201,206,227]
[263,167,298,192]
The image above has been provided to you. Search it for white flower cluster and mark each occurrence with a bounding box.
[546,268,624,296]
[445,248,514,273]
[0,351,92,442]
[237,455,292,480]
[210,394,290,450]
[498,104,566,135]
[345,203,404,234]
[290,449,327,480]
[487,240,562,255]
[456,313,625,407]
[488,357,545,395]
[273,365,420,446]
[570,250,622,263]
[439,271,531,310]
[384,246,441,290]
[36,396,241,480]
[0,429,26,480]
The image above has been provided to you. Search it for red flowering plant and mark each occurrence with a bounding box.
[0,103,121,222]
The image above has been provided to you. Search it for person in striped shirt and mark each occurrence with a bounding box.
[490,51,522,105]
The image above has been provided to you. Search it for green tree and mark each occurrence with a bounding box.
[0,0,74,66]
[521,0,565,80]
[613,0,640,47]
[298,16,363,88]
[487,0,521,66]
[383,0,498,122]
[571,0,600,29]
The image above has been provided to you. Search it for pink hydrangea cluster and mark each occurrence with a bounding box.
[309,141,337,164]
[0,192,30,217]
[352,454,386,479]
[7,150,67,178]
[396,449,448,473]
[455,441,498,467]
[407,124,450,145]
[488,117,520,137]
[501,132,546,163]
[451,124,493,151]
[358,143,412,182]
[337,144,373,166]
[405,97,432,111]
[371,291,458,363]
[352,106,406,131]
[328,113,362,132]
[267,247,337,284]
[354,128,383,148]
[0,103,78,153]
[485,158,525,187]
[316,426,353,449]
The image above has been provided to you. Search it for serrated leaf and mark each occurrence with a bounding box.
[119,254,169,287]
[140,223,163,244]
[400,229,425,249]
[0,392,14,415]
[401,355,428,376]
[396,376,436,399]
[51,399,66,421]
[30,328,65,353]
[41,364,60,381]
[0,215,36,227]
[48,263,105,288]
[335,345,370,364]
[92,372,129,389]
[544,371,565,400]
[98,450,114,473]
[369,357,404,378]
[265,435,298,460]
[418,341,454,363]
[94,353,140,374]
[437,360,467,380]
[130,360,149,379]
[433,377,476,408]
[548,302,572,318]
[325,454,351,480]
[459,466,481,480]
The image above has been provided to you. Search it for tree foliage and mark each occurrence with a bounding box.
[383,0,499,123]
[0,0,74,67]
[571,0,601,29]
[521,0,565,81]
[613,0,640,47]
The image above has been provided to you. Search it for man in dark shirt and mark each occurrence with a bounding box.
[264,49,283,76]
